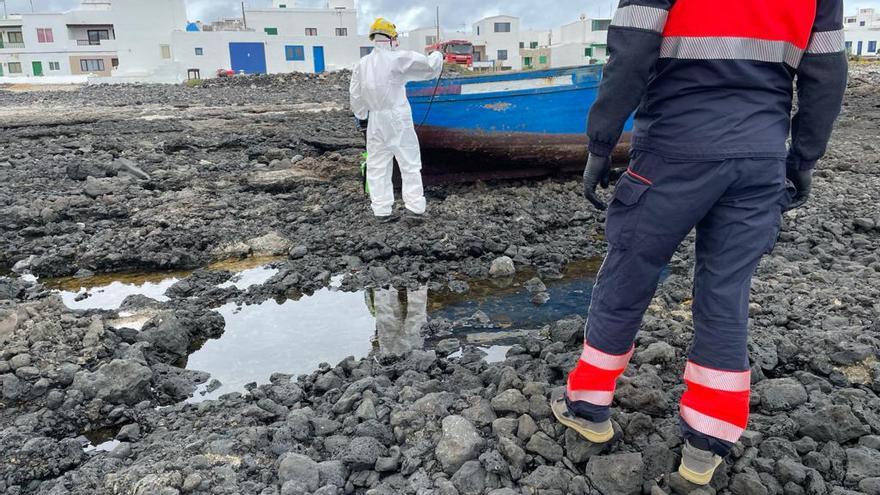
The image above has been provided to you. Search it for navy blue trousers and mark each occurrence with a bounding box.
[567,151,790,456]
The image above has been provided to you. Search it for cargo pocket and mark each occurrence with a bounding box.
[605,173,651,249]
[765,180,797,255]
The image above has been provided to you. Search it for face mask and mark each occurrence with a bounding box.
[374,39,399,49]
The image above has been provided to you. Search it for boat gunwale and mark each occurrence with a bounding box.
[408,83,600,104]
[407,64,603,89]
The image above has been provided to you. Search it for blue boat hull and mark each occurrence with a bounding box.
[407,66,633,180]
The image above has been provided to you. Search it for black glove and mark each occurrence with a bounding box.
[583,153,612,211]
[785,167,813,211]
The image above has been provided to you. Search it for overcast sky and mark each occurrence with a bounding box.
[3,0,879,33]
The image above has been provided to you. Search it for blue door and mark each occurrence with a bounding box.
[857,41,863,56]
[229,42,267,74]
[313,46,325,73]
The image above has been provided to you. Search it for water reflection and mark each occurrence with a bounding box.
[59,278,177,311]
[44,256,284,311]
[217,266,279,290]
[449,345,514,364]
[188,286,432,402]
[187,288,376,401]
[368,287,428,359]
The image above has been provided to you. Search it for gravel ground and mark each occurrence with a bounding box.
[0,65,878,495]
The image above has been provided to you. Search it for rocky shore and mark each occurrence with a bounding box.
[0,65,878,495]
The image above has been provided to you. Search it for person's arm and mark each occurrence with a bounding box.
[587,0,676,157]
[349,63,369,120]
[397,51,444,82]
[788,0,848,171]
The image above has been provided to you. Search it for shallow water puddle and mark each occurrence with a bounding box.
[77,428,120,453]
[83,439,121,453]
[217,266,280,290]
[187,288,377,402]
[449,345,514,364]
[43,256,283,311]
[185,261,604,401]
[41,258,608,402]
[431,258,603,329]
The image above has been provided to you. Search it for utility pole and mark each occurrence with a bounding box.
[29,0,34,13]
[436,6,441,44]
[1,0,7,20]
[241,2,248,30]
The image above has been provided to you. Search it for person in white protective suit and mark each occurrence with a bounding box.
[350,17,444,223]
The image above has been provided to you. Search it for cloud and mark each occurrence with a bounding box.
[3,0,878,30]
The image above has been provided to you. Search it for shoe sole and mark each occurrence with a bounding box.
[678,457,723,486]
[550,398,615,444]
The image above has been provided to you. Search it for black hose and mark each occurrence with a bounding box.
[416,66,445,129]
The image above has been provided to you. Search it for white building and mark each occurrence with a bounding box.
[548,15,610,69]
[171,0,366,79]
[111,0,187,81]
[0,0,119,79]
[845,8,879,57]
[0,0,187,82]
[471,15,522,70]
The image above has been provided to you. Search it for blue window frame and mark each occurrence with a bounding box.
[869,41,877,53]
[285,45,305,61]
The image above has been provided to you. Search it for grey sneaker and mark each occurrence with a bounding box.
[678,441,723,485]
[375,214,398,224]
[550,397,615,444]
[404,210,426,224]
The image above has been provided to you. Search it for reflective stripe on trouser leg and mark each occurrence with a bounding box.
[566,342,634,407]
[680,362,750,443]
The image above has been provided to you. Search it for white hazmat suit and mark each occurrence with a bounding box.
[350,42,443,217]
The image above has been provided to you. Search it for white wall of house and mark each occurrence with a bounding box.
[246,4,357,39]
[519,29,551,49]
[172,30,367,79]
[845,8,880,57]
[472,15,521,70]
[546,16,610,68]
[112,0,188,79]
[399,27,440,53]
[550,42,607,68]
[558,17,610,44]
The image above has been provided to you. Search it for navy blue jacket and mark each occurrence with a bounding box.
[587,0,848,170]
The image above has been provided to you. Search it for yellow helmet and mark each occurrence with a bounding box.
[369,17,398,41]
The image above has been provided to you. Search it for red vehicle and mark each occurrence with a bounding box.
[427,40,474,67]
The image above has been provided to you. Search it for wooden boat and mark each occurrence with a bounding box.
[406,65,633,182]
